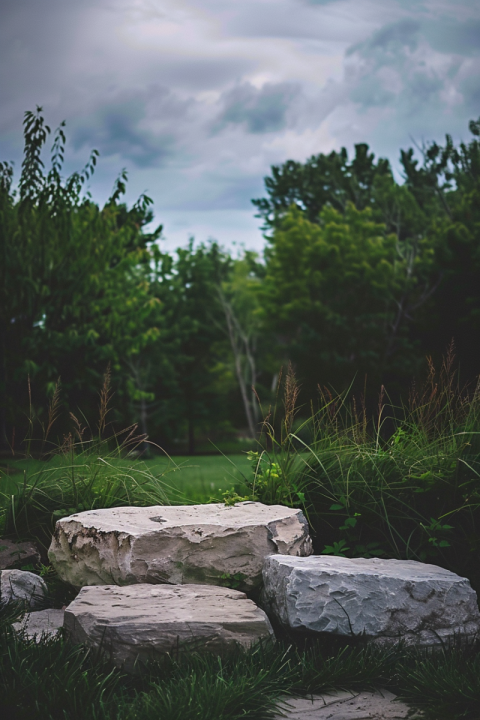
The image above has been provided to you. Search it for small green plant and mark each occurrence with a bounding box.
[221,488,252,506]
[219,571,247,589]
[322,539,350,556]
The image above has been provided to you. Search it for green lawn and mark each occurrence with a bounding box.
[144,453,252,503]
[0,452,253,507]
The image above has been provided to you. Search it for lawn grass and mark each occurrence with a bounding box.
[0,453,252,506]
[142,453,252,503]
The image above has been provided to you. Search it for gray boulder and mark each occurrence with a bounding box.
[12,609,65,641]
[48,502,312,591]
[0,569,47,608]
[64,583,274,671]
[262,555,480,645]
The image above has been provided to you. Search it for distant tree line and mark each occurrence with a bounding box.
[1,108,479,453]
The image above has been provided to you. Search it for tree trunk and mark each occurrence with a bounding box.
[188,416,195,456]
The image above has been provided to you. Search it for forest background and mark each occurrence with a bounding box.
[1,108,480,455]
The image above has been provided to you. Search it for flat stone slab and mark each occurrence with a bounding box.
[0,538,41,570]
[275,689,418,719]
[64,583,274,671]
[12,609,65,640]
[49,502,312,591]
[262,555,480,645]
[0,569,47,609]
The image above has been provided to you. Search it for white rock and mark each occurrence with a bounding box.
[262,555,480,645]
[0,569,47,609]
[12,609,64,641]
[64,583,274,671]
[48,502,312,591]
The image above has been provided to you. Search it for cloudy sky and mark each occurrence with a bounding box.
[1,0,479,251]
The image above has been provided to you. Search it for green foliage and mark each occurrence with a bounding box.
[252,143,392,229]
[0,107,163,448]
[243,359,480,589]
[149,240,232,453]
[255,117,480,396]
[397,644,480,719]
[261,203,421,391]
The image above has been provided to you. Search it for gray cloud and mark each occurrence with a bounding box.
[425,19,480,57]
[1,0,479,251]
[460,66,480,115]
[70,87,197,168]
[348,19,420,61]
[350,76,396,108]
[345,16,474,121]
[215,82,301,134]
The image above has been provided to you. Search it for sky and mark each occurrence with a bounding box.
[1,0,479,252]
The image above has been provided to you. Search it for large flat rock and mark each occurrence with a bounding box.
[64,583,274,671]
[48,502,312,591]
[262,555,480,645]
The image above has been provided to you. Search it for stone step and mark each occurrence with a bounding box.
[64,583,274,671]
[262,555,480,645]
[48,502,312,591]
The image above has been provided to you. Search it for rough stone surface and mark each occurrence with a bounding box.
[48,502,312,591]
[274,689,418,719]
[262,555,480,645]
[0,569,47,608]
[12,609,65,640]
[64,583,274,671]
[0,538,41,570]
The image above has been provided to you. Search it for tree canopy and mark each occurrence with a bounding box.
[1,109,479,451]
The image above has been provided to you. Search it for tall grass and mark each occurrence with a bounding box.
[0,372,174,550]
[237,352,480,588]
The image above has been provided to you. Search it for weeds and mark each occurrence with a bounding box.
[230,355,480,591]
[0,371,176,550]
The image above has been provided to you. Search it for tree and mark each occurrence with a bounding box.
[216,254,264,438]
[261,204,435,395]
[252,144,392,231]
[403,118,480,381]
[0,108,163,448]
[150,240,231,454]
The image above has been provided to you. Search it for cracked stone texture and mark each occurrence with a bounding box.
[13,609,65,640]
[64,583,274,671]
[0,569,47,609]
[262,555,480,645]
[48,502,312,591]
[274,689,419,719]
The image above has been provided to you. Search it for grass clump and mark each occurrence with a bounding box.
[0,372,174,552]
[235,351,480,591]
[2,600,480,720]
